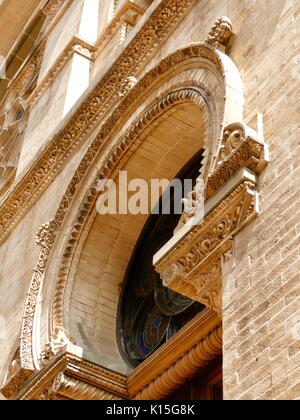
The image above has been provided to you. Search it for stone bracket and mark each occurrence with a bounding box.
[155,181,258,315]
[154,122,269,316]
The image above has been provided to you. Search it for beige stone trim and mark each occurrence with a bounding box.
[16,41,238,382]
[27,36,96,109]
[156,181,258,315]
[153,122,269,316]
[8,0,73,96]
[132,326,222,400]
[0,0,197,245]
[51,87,212,329]
[5,311,220,400]
[28,1,148,110]
[17,353,127,400]
[1,22,242,399]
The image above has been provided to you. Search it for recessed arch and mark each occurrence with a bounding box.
[17,43,244,375]
[66,102,207,372]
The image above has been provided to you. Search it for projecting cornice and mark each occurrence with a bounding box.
[0,0,197,245]
[2,310,221,400]
[154,123,269,315]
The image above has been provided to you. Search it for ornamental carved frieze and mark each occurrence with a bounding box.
[0,9,265,400]
[0,0,197,245]
[154,122,269,316]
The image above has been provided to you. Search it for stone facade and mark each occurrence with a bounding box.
[0,0,299,400]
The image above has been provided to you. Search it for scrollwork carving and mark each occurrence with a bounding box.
[50,373,121,400]
[155,180,259,315]
[40,327,75,366]
[205,122,268,201]
[119,76,138,97]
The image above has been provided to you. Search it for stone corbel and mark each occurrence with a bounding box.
[120,0,148,26]
[205,16,234,52]
[154,122,269,316]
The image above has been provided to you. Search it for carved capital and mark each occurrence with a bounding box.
[205,16,233,52]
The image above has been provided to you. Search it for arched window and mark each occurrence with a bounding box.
[118,151,205,368]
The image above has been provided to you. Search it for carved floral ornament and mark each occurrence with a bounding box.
[0,0,198,245]
[1,13,268,400]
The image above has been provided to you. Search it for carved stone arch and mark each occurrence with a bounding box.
[12,43,248,397]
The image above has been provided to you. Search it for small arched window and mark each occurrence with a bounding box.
[118,152,205,368]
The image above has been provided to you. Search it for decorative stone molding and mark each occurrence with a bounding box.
[17,353,127,401]
[156,181,256,315]
[118,76,138,97]
[172,122,268,235]
[128,308,220,397]
[6,40,241,398]
[10,0,147,105]
[17,41,239,381]
[20,218,62,373]
[50,373,121,400]
[132,325,222,400]
[1,368,32,400]
[40,327,75,366]
[154,122,269,315]
[205,123,268,201]
[205,16,233,52]
[4,312,220,400]
[51,87,211,331]
[0,0,197,245]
